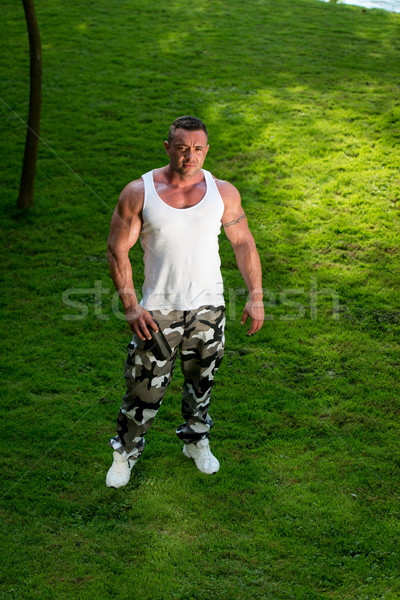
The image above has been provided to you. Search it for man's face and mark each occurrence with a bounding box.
[164,129,209,178]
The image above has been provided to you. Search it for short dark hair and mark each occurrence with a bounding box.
[168,116,208,144]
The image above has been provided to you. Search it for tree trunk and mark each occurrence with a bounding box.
[18,0,42,209]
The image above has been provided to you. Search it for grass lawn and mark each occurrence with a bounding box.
[1,0,400,598]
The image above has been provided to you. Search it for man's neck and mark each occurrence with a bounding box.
[158,165,204,187]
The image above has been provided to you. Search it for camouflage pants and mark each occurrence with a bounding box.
[109,305,225,460]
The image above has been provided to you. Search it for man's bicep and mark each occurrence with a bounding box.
[222,211,247,229]
[219,192,249,247]
[108,185,143,252]
[217,180,246,227]
[223,216,254,249]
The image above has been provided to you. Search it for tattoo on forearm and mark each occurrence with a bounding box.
[223,213,247,228]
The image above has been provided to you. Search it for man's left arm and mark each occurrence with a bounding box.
[217,180,264,335]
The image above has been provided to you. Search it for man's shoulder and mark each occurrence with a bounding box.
[121,177,145,198]
[211,175,241,204]
[118,177,145,214]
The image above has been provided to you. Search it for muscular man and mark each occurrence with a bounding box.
[106,116,264,488]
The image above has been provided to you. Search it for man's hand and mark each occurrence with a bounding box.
[125,305,158,340]
[241,299,264,336]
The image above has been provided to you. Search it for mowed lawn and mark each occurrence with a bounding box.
[1,0,400,599]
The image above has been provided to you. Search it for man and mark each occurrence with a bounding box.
[106,116,264,488]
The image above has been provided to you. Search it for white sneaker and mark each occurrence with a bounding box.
[106,451,137,488]
[183,438,220,474]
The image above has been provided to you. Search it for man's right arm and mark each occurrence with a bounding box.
[107,180,157,340]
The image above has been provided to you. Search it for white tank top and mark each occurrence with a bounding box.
[139,169,225,310]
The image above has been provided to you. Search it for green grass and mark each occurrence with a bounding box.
[1,0,400,598]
